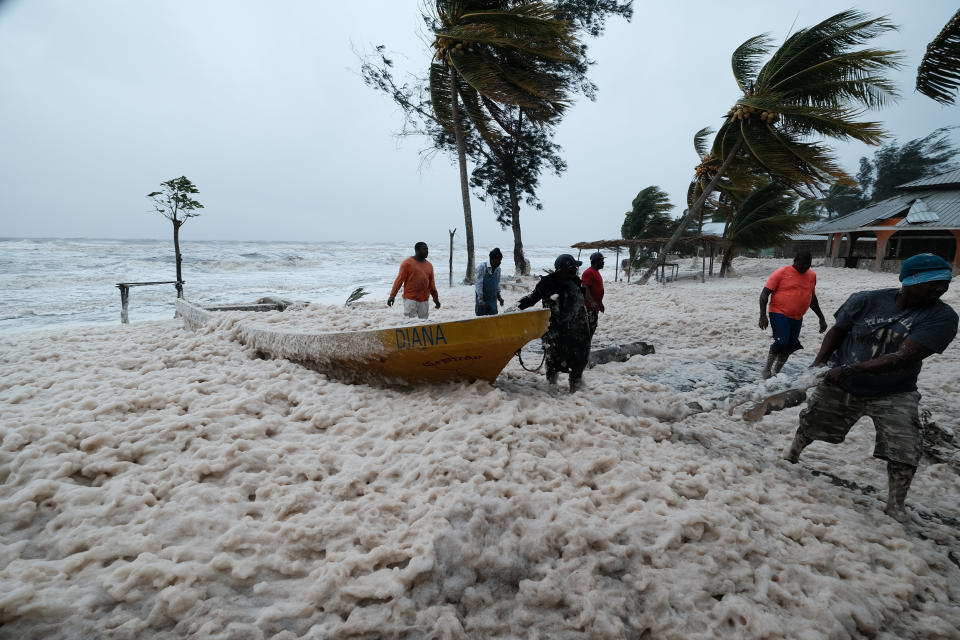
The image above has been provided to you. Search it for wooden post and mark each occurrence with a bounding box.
[119,285,130,324]
[873,229,897,271]
[701,243,707,282]
[709,244,715,276]
[448,228,456,288]
[615,246,620,282]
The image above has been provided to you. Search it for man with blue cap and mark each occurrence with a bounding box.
[783,253,958,522]
[517,254,591,392]
[475,248,505,316]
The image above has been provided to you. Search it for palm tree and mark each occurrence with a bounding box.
[428,1,579,283]
[638,10,901,284]
[717,181,813,277]
[622,186,675,240]
[621,186,674,273]
[916,9,960,105]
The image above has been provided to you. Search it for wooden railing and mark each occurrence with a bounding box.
[116,281,183,324]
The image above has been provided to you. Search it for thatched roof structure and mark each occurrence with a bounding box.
[570,235,730,282]
[570,235,729,251]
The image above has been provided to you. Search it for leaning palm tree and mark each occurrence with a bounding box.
[638,10,901,284]
[916,9,960,105]
[428,0,579,283]
[717,181,813,277]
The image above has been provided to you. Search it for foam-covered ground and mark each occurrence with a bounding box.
[2,258,959,639]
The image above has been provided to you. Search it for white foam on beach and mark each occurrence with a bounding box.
[2,258,959,638]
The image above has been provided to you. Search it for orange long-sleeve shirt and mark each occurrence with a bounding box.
[389,257,439,302]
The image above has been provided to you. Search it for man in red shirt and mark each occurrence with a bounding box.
[387,242,441,319]
[581,252,605,340]
[759,251,827,378]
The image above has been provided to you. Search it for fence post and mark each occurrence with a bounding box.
[448,228,456,288]
[119,285,130,324]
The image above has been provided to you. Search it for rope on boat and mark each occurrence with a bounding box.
[515,347,545,372]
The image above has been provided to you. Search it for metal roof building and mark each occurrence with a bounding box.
[805,168,960,272]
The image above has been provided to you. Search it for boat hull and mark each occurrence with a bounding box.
[177,299,549,384]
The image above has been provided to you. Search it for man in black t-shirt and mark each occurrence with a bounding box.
[783,254,958,522]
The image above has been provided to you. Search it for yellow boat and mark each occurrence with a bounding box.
[176,299,549,384]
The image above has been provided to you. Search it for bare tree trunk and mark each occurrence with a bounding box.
[173,219,184,298]
[638,139,742,284]
[508,111,527,276]
[448,228,455,287]
[718,212,734,278]
[508,180,527,275]
[449,67,475,285]
[719,245,735,278]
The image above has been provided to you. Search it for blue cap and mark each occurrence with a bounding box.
[590,251,604,262]
[900,253,952,286]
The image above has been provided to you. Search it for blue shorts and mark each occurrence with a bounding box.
[769,312,803,354]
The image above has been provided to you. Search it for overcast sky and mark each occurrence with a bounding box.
[0,1,957,247]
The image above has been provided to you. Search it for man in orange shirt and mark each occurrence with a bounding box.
[387,242,441,319]
[759,251,827,378]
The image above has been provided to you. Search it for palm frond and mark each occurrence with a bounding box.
[693,127,714,157]
[448,50,548,107]
[726,182,810,249]
[731,34,773,92]
[429,62,456,133]
[772,54,901,109]
[774,105,887,144]
[917,9,960,104]
[458,82,502,148]
[738,123,832,194]
[760,11,900,91]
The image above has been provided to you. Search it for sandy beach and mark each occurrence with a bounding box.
[2,258,959,639]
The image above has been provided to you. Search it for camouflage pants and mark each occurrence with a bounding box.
[798,383,922,466]
[586,308,599,339]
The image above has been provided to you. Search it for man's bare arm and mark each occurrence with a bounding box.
[759,287,772,329]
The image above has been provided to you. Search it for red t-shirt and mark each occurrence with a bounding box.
[581,266,604,310]
[765,265,816,320]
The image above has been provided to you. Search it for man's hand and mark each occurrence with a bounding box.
[478,299,487,310]
[823,366,845,385]
[759,313,769,330]
[599,302,605,313]
[434,299,441,309]
[818,317,828,333]
[387,297,395,307]
[497,294,504,306]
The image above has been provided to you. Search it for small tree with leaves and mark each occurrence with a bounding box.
[147,176,203,297]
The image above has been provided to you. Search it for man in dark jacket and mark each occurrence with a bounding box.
[783,253,958,522]
[517,254,591,392]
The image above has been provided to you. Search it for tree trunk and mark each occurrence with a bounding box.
[638,139,743,284]
[719,245,735,278]
[508,180,527,276]
[173,219,183,296]
[449,66,475,285]
[718,212,734,277]
[448,228,455,288]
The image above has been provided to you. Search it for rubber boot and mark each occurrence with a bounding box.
[761,352,777,380]
[783,430,812,464]
[884,461,916,523]
[771,352,790,376]
[569,372,584,393]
